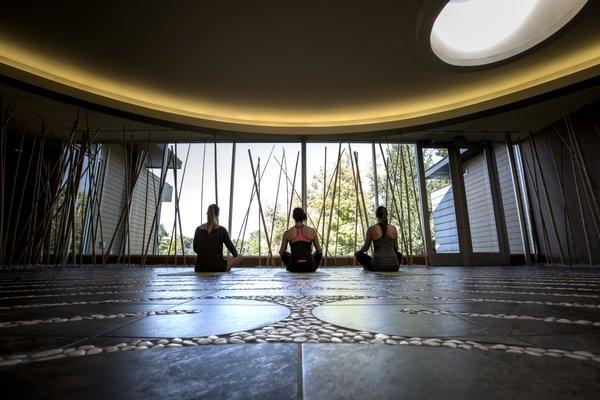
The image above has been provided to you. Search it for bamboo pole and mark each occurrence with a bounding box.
[334,171,341,260]
[103,145,147,264]
[0,98,17,266]
[378,143,409,256]
[353,151,370,235]
[324,144,342,264]
[200,142,206,224]
[214,140,218,204]
[228,142,236,238]
[548,139,575,264]
[269,152,284,263]
[568,127,593,265]
[141,135,151,265]
[236,150,277,253]
[142,145,169,264]
[248,149,273,261]
[348,143,366,241]
[286,151,300,230]
[393,144,410,259]
[273,153,318,229]
[353,196,358,265]
[371,142,379,210]
[4,130,25,260]
[522,143,553,264]
[175,143,192,263]
[567,116,600,228]
[257,159,261,263]
[399,144,414,264]
[126,134,134,266]
[283,150,289,232]
[9,130,39,264]
[321,147,327,240]
[315,148,344,236]
[409,145,426,262]
[530,136,565,264]
[26,131,46,264]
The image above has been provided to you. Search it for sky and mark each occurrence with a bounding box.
[155,142,379,239]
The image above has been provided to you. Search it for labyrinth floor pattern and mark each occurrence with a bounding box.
[0,266,599,399]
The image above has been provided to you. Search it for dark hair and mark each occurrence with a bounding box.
[207,204,220,233]
[376,206,388,236]
[292,207,307,223]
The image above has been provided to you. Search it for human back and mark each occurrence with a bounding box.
[279,208,322,272]
[355,206,401,271]
[193,204,243,272]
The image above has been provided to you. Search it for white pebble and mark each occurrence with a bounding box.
[0,359,23,366]
[32,348,63,358]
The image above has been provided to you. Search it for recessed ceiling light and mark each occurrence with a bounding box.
[430,0,589,66]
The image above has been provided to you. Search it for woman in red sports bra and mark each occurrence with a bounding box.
[279,207,323,272]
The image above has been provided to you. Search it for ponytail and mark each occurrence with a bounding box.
[376,206,388,237]
[207,204,220,233]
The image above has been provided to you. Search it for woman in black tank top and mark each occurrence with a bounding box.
[279,208,323,272]
[355,206,402,271]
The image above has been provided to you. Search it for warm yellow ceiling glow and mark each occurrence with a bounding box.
[0,38,598,133]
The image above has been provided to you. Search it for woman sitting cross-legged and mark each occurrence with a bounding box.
[355,206,402,271]
[279,207,323,272]
[193,204,243,272]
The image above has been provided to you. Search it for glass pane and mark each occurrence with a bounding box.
[422,147,459,254]
[461,148,499,253]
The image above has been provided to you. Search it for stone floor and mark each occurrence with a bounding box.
[0,266,599,399]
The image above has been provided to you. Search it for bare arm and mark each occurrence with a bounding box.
[313,231,323,254]
[279,231,289,256]
[358,227,373,253]
[391,226,399,251]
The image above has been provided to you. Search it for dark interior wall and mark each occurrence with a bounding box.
[520,100,600,265]
[1,130,63,265]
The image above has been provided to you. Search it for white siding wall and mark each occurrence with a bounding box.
[463,154,500,253]
[430,185,459,253]
[429,148,523,255]
[94,144,160,255]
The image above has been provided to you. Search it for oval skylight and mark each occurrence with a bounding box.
[430,0,589,66]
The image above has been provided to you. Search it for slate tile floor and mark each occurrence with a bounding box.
[0,266,599,399]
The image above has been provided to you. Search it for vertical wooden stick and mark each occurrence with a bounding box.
[248,150,273,261]
[530,136,565,264]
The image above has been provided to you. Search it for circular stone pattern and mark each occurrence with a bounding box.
[313,299,485,338]
[106,299,290,338]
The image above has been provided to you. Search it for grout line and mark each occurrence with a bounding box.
[296,343,304,400]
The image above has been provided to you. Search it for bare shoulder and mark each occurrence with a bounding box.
[388,224,398,237]
[305,226,319,239]
[306,226,318,235]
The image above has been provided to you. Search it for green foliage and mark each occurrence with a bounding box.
[238,147,428,257]
[158,223,194,255]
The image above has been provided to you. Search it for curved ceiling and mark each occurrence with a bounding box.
[0,0,598,135]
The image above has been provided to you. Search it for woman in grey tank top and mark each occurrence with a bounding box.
[355,206,403,271]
